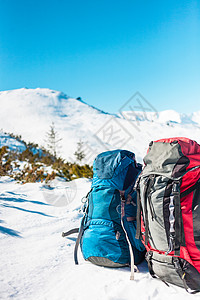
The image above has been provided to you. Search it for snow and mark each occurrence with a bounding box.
[192,111,200,126]
[0,176,199,300]
[157,110,181,124]
[1,88,200,299]
[0,132,26,153]
[1,88,200,165]
[0,88,112,162]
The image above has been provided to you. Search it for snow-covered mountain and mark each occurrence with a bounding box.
[0,88,200,164]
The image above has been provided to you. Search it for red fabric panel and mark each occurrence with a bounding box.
[155,137,192,144]
[181,169,200,193]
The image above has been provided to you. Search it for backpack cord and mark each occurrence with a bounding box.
[120,191,138,280]
[121,217,138,280]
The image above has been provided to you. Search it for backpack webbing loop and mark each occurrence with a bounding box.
[173,181,182,256]
[166,181,182,256]
[143,176,155,246]
[146,251,157,278]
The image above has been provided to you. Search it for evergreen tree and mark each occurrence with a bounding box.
[45,122,62,158]
[74,140,85,162]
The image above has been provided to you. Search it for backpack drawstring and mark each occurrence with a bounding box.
[120,190,138,280]
[121,216,138,279]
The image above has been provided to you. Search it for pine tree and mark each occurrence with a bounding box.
[45,122,62,158]
[74,140,86,162]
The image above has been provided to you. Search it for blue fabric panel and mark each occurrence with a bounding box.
[94,151,120,179]
[81,220,130,265]
[87,186,121,224]
[92,150,137,190]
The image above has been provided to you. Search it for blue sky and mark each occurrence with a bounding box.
[0,0,199,113]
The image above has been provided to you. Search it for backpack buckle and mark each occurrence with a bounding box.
[172,181,180,194]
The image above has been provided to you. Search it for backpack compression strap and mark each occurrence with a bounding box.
[62,189,91,264]
[62,228,79,237]
[62,215,86,264]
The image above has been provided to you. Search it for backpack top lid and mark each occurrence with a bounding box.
[143,137,200,179]
[92,149,141,190]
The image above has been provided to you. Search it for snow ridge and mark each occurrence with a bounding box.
[0,88,200,164]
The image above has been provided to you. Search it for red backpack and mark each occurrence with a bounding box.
[136,137,200,293]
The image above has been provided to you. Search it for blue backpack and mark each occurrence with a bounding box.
[63,150,145,278]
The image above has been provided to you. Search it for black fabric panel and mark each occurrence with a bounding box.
[123,164,139,190]
[174,189,182,255]
[136,187,142,239]
[180,258,200,291]
[172,156,190,178]
[163,180,185,249]
[163,180,173,247]
[192,188,200,251]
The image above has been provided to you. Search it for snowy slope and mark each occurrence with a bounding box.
[0,176,198,300]
[0,88,114,163]
[0,132,26,152]
[120,109,200,125]
[0,88,200,165]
